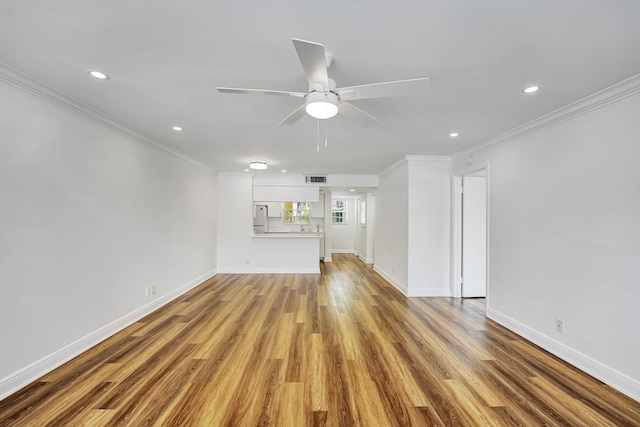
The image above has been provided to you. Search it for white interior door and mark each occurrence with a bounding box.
[462,176,487,297]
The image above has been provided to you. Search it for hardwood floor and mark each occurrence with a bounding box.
[1,253,639,426]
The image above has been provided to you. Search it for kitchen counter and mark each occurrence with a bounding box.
[253,232,324,238]
[247,233,321,274]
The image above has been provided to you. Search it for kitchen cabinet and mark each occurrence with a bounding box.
[310,193,325,218]
[253,202,283,218]
[266,201,283,218]
[253,185,319,202]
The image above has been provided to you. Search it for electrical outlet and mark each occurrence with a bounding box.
[555,318,564,333]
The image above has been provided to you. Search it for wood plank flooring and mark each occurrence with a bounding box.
[1,253,639,426]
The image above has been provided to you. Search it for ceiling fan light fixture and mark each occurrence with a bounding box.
[88,70,109,80]
[249,160,268,170]
[305,91,338,119]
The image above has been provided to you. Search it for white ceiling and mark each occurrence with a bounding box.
[2,1,640,175]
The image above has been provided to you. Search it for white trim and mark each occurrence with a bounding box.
[0,61,215,174]
[407,287,451,297]
[373,266,451,297]
[358,255,374,264]
[373,266,408,295]
[379,155,450,176]
[0,268,218,401]
[331,249,355,254]
[450,163,491,301]
[404,155,451,163]
[452,72,640,161]
[487,307,640,402]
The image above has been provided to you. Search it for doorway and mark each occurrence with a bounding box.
[453,168,488,298]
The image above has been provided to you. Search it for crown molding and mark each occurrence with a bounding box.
[379,155,450,176]
[404,155,451,162]
[0,61,215,174]
[452,72,640,161]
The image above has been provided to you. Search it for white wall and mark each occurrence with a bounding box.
[374,157,451,296]
[355,197,367,260]
[452,87,640,400]
[374,160,409,290]
[407,157,451,296]
[0,79,218,397]
[217,173,320,273]
[364,192,376,264]
[331,198,356,253]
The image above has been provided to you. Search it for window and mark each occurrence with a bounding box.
[332,199,346,224]
[283,202,310,224]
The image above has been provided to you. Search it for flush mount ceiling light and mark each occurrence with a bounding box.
[249,160,268,170]
[305,91,339,119]
[449,132,459,137]
[88,70,109,80]
[522,85,541,94]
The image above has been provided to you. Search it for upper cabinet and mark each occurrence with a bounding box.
[310,193,325,218]
[253,201,283,218]
[253,185,319,202]
[266,201,283,218]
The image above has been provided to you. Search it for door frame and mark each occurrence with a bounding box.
[451,163,490,300]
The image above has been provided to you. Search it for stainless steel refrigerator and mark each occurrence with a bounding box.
[254,205,269,234]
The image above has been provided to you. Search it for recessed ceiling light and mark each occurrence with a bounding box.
[522,85,541,94]
[349,189,356,192]
[244,169,250,172]
[281,169,287,173]
[88,70,109,80]
[249,160,268,170]
[449,132,459,137]
[172,126,183,131]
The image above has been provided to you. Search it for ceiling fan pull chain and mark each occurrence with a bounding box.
[316,119,320,152]
[325,117,328,147]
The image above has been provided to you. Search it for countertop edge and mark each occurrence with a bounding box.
[253,232,324,238]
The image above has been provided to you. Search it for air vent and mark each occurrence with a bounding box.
[305,175,327,183]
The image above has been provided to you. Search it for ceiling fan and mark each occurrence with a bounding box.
[216,38,429,126]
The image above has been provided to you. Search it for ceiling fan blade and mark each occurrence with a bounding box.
[337,77,429,100]
[217,87,305,98]
[339,101,380,126]
[292,38,330,92]
[278,104,307,126]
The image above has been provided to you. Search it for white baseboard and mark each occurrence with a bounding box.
[373,266,408,296]
[487,306,640,402]
[373,266,451,297]
[358,255,374,264]
[0,268,217,401]
[331,249,355,254]
[406,287,451,297]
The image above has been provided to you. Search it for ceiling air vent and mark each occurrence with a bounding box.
[305,175,327,183]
